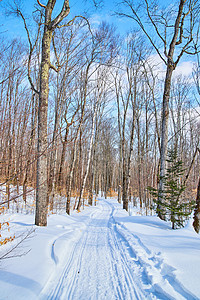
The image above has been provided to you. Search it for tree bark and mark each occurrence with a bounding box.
[76,101,98,211]
[118,0,196,220]
[66,62,91,214]
[35,0,70,226]
[158,0,186,219]
[193,177,200,233]
[66,128,79,215]
[57,124,70,192]
[157,63,173,219]
[137,116,142,209]
[35,24,52,226]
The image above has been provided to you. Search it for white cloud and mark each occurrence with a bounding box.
[90,14,102,27]
[173,61,194,77]
[145,53,194,80]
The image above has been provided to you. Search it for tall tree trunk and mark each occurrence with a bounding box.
[66,129,79,215]
[118,0,195,220]
[66,61,92,214]
[57,124,70,192]
[58,110,77,194]
[118,143,122,204]
[35,0,70,226]
[47,95,59,208]
[157,0,186,220]
[137,116,142,209]
[88,164,94,206]
[35,26,52,226]
[23,93,36,205]
[193,177,200,233]
[93,125,99,197]
[157,64,173,219]
[76,102,98,211]
[122,141,128,211]
[126,76,136,206]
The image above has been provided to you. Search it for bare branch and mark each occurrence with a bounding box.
[144,0,166,46]
[167,0,186,60]
[52,32,60,69]
[0,229,35,261]
[50,0,70,29]
[16,8,33,50]
[183,146,199,187]
[27,52,40,94]
[37,0,46,8]
[0,66,21,85]
[0,188,35,206]
[174,36,193,67]
[56,16,94,45]
[49,63,60,72]
[13,4,40,94]
[175,10,189,45]
[116,8,167,65]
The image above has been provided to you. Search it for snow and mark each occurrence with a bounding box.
[0,197,200,299]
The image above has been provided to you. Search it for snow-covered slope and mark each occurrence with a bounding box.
[0,197,200,299]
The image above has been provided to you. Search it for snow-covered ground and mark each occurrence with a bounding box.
[0,197,200,299]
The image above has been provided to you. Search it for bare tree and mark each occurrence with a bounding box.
[76,67,108,210]
[35,0,72,226]
[114,34,144,211]
[76,22,117,210]
[193,52,200,233]
[12,0,74,225]
[65,65,91,215]
[193,167,200,233]
[117,0,200,219]
[47,21,86,208]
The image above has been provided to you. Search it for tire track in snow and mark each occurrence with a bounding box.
[41,200,155,299]
[41,231,87,299]
[108,200,198,300]
[118,223,198,299]
[54,229,89,300]
[40,199,197,300]
[40,205,118,299]
[107,203,153,300]
[67,202,123,300]
[40,210,99,300]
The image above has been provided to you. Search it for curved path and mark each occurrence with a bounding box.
[40,199,196,300]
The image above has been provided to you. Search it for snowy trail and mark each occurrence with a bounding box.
[40,199,198,300]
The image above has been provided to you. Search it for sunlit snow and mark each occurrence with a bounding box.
[0,197,200,299]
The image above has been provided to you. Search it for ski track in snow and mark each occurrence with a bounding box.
[39,199,198,300]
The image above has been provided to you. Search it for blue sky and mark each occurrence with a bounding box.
[0,0,131,41]
[0,0,176,42]
[0,0,196,79]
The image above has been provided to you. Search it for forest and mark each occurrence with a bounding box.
[0,1,200,299]
[0,0,200,231]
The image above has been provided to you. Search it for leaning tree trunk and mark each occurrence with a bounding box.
[193,177,200,233]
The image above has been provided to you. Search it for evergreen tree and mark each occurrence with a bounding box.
[149,149,195,229]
